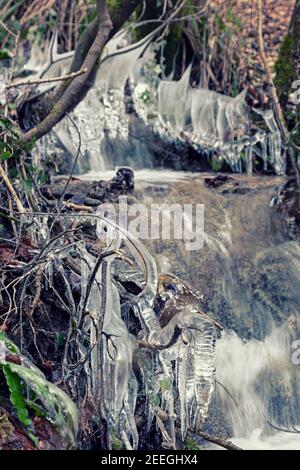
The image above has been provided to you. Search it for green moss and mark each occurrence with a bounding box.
[275,35,295,105]
[107,0,123,11]
[0,412,14,444]
[111,432,124,450]
[184,436,202,450]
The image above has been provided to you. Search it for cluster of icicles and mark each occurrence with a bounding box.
[25,212,218,449]
[157,65,284,175]
[90,212,217,449]
[27,27,285,175]
[71,28,285,175]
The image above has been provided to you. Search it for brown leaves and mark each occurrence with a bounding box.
[0,244,15,266]
[5,354,22,366]
[0,236,35,267]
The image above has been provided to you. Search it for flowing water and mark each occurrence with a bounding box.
[80,170,300,449]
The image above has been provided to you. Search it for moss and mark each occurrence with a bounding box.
[107,0,123,11]
[111,432,124,450]
[274,35,295,106]
[0,412,14,444]
[184,436,202,450]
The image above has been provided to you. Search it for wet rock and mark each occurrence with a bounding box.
[204,174,235,189]
[42,166,135,206]
[88,166,134,200]
[272,178,300,240]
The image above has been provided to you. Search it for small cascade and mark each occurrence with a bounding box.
[130,173,300,448]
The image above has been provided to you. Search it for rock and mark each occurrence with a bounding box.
[42,166,135,207]
[204,174,235,189]
[272,178,300,240]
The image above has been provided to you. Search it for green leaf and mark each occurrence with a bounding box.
[0,150,13,161]
[2,365,38,445]
[0,337,78,448]
[0,331,19,353]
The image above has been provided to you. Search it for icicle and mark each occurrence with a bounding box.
[157,67,286,175]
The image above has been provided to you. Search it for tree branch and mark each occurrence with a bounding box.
[43,0,144,113]
[188,429,243,451]
[18,0,145,145]
[6,68,87,89]
[0,164,25,214]
[19,0,113,145]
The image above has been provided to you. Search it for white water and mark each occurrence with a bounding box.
[216,328,294,433]
[208,429,300,450]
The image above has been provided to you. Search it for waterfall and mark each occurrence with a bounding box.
[215,325,300,449]
[21,26,299,449]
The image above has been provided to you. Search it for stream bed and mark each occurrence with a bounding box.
[78,169,300,449]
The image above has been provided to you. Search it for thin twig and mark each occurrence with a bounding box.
[57,113,82,209]
[187,429,243,451]
[257,0,300,185]
[0,164,25,214]
[257,0,287,136]
[0,19,17,38]
[6,68,88,89]
[267,420,300,434]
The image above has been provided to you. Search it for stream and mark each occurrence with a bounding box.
[79,169,300,450]
[29,27,300,449]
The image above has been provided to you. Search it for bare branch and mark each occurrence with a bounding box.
[257,0,288,137]
[0,164,25,214]
[6,68,88,89]
[188,429,243,451]
[19,0,113,145]
[0,19,17,38]
[267,420,300,434]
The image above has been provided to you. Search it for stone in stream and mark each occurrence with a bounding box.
[204,174,235,189]
[272,178,300,240]
[42,166,135,206]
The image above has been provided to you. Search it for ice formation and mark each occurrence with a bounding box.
[157,66,285,175]
[28,29,285,175]
[89,212,219,449]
